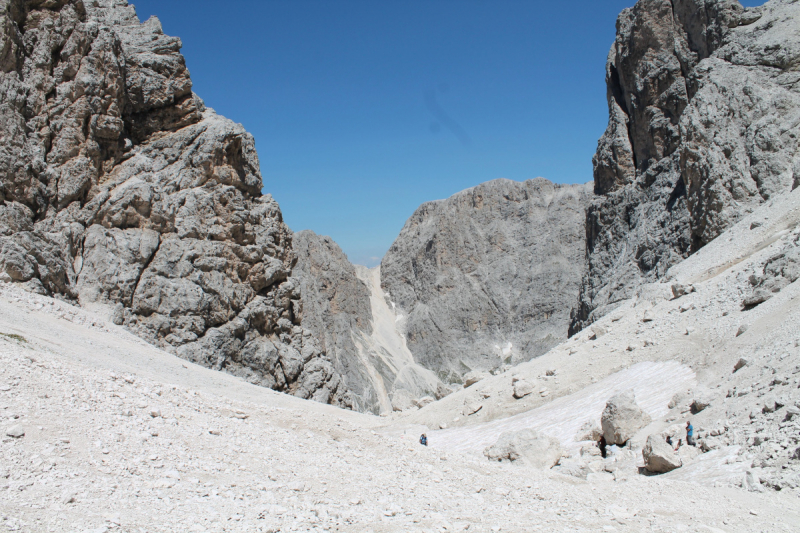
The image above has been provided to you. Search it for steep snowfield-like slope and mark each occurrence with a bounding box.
[350,266,442,414]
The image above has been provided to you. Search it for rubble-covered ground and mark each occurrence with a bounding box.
[1,275,798,532]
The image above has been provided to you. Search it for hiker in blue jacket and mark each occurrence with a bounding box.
[686,421,695,446]
[420,434,428,446]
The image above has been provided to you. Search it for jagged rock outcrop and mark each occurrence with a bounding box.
[293,230,446,414]
[381,178,592,384]
[0,0,350,406]
[571,0,800,334]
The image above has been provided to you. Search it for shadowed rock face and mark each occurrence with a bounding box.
[292,230,378,411]
[571,0,800,334]
[381,178,593,384]
[0,0,350,407]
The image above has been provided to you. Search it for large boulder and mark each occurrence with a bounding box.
[642,434,682,473]
[601,391,651,445]
[483,429,562,469]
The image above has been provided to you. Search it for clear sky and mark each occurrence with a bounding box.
[130,0,763,267]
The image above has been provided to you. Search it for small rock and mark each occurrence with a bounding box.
[149,408,162,418]
[736,325,749,337]
[733,357,749,372]
[5,425,24,438]
[700,436,721,452]
[208,429,221,436]
[690,394,711,413]
[60,490,77,504]
[784,406,800,421]
[288,481,305,492]
[761,396,779,413]
[743,289,772,308]
[111,303,125,325]
[463,371,489,388]
[464,401,483,416]
[414,396,435,408]
[671,283,695,299]
[743,471,764,493]
[153,478,176,489]
[642,310,655,322]
[591,325,607,339]
[512,379,534,399]
[586,472,614,483]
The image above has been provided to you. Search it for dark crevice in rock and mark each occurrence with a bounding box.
[128,233,159,308]
[666,176,687,212]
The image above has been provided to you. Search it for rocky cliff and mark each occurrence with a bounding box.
[294,230,446,414]
[0,0,350,406]
[570,0,800,334]
[381,178,592,383]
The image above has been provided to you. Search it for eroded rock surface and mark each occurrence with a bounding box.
[571,0,800,334]
[293,230,447,413]
[382,178,592,384]
[0,0,349,407]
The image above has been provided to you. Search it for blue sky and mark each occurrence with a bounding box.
[131,0,763,267]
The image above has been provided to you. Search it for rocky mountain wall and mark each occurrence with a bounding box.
[381,178,592,384]
[0,0,351,407]
[293,230,448,414]
[570,0,800,334]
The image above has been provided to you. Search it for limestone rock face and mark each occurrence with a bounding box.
[381,178,592,384]
[0,0,349,407]
[744,238,800,308]
[292,230,379,411]
[483,428,562,469]
[601,390,651,445]
[571,0,800,334]
[293,230,447,414]
[642,434,682,473]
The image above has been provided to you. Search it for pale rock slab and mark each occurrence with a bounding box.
[483,429,562,469]
[601,390,651,445]
[643,434,682,473]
